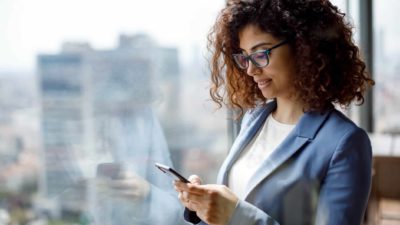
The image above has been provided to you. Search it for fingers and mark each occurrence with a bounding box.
[187,183,212,195]
[174,182,239,225]
[178,191,201,211]
[173,174,202,191]
[188,175,202,185]
[175,183,213,206]
[173,180,187,192]
[174,182,208,195]
[175,184,203,200]
[183,191,207,204]
[178,191,189,208]
[173,175,210,212]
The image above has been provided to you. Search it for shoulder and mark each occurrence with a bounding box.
[301,108,371,156]
[323,109,369,141]
[317,109,372,161]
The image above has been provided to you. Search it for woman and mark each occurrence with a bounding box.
[174,0,374,225]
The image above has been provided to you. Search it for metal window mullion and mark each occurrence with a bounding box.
[359,0,374,133]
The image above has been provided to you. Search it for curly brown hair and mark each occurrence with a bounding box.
[208,0,374,116]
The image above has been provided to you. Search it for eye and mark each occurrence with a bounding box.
[235,55,246,63]
[253,52,267,60]
[233,54,249,69]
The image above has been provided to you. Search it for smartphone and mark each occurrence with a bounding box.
[96,162,121,179]
[155,162,190,183]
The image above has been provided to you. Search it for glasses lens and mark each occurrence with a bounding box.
[251,51,269,67]
[233,54,248,69]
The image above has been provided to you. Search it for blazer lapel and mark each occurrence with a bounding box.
[243,109,332,199]
[217,102,277,185]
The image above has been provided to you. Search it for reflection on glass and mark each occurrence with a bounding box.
[36,35,185,224]
[0,1,227,224]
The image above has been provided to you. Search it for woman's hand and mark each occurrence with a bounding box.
[174,175,238,225]
[97,170,150,202]
[175,175,202,210]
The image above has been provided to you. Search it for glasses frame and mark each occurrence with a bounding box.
[232,40,288,69]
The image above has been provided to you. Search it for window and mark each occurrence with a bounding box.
[373,0,400,134]
[0,1,225,224]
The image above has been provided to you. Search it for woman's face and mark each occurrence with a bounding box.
[237,24,298,100]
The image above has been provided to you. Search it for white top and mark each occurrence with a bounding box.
[229,114,296,199]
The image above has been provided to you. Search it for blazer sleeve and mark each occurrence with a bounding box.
[314,127,372,225]
[227,200,280,225]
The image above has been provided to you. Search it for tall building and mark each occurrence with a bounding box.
[36,34,180,219]
[38,52,87,217]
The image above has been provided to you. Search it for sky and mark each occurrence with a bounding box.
[0,0,224,71]
[1,0,399,72]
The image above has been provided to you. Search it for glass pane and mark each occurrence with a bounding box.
[0,1,226,224]
[373,0,400,133]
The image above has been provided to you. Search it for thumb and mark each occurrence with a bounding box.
[188,175,202,185]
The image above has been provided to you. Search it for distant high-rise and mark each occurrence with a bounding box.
[38,53,85,196]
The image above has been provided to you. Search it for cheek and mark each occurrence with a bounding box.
[272,55,297,82]
[265,64,295,83]
[273,46,296,71]
[268,64,297,92]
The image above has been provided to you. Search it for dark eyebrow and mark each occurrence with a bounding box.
[240,42,273,54]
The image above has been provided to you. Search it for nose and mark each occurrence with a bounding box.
[246,60,260,76]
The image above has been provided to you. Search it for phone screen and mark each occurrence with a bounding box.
[155,163,190,183]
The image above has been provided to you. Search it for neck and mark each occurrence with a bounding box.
[272,97,305,125]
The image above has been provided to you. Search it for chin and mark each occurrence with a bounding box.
[261,91,275,99]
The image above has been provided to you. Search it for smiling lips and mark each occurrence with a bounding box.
[256,78,272,89]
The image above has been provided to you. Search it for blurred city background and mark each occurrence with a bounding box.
[0,0,399,224]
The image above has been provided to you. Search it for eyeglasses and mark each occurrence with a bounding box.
[232,40,287,69]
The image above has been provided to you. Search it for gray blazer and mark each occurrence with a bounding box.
[187,101,372,225]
